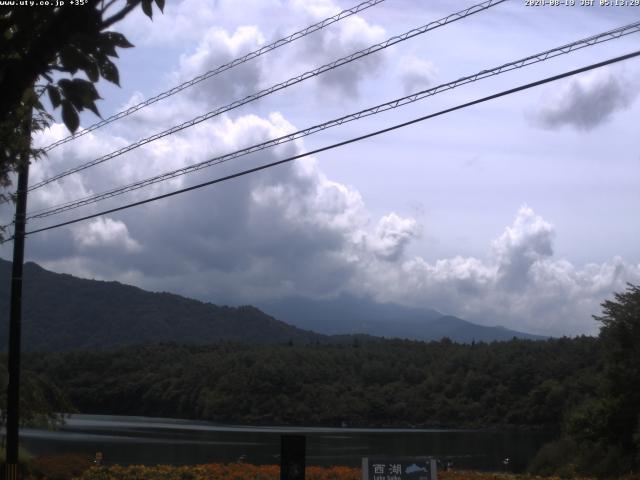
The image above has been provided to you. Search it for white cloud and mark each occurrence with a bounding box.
[174,26,265,105]
[3,2,637,342]
[366,213,419,262]
[531,67,638,131]
[399,55,437,95]
[291,5,387,99]
[119,0,221,45]
[6,93,640,340]
[72,217,141,253]
[354,207,640,336]
[11,100,640,338]
[493,206,554,290]
[120,0,388,104]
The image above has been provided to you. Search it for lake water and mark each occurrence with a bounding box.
[20,414,555,473]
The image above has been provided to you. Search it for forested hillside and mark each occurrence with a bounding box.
[0,259,328,350]
[0,259,544,349]
[24,337,601,428]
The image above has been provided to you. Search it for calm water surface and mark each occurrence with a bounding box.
[21,414,555,473]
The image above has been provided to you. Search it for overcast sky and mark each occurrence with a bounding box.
[2,0,639,336]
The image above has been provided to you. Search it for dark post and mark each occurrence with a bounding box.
[280,435,306,480]
[4,109,32,479]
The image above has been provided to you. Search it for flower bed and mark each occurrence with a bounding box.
[29,459,616,480]
[77,463,358,480]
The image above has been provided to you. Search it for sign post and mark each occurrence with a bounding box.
[362,457,437,480]
[281,435,306,480]
[4,106,32,480]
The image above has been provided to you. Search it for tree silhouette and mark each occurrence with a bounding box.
[594,283,640,464]
[0,0,164,201]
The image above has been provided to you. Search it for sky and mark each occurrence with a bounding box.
[2,0,639,336]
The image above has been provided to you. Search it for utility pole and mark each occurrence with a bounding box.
[4,107,32,480]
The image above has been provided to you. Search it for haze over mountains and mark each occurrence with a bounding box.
[259,295,545,342]
[0,258,544,351]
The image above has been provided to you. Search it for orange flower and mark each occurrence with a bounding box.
[77,462,360,480]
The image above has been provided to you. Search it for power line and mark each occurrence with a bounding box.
[29,0,506,192]
[25,20,640,221]
[12,49,639,241]
[41,0,389,153]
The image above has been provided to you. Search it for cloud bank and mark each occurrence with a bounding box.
[16,103,640,337]
[2,1,637,340]
[356,206,639,336]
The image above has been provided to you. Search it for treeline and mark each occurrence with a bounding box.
[24,336,601,429]
[7,284,639,477]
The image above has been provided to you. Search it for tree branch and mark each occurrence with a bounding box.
[101,0,119,14]
[102,1,140,30]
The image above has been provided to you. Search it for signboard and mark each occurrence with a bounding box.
[362,457,437,480]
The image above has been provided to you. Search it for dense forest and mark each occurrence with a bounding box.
[3,284,638,477]
[23,337,600,429]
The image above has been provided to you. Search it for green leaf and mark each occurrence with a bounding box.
[99,58,120,86]
[84,100,101,117]
[99,39,119,58]
[71,79,101,116]
[59,46,81,74]
[59,44,101,82]
[155,0,165,12]
[102,31,134,49]
[71,78,97,94]
[57,79,73,97]
[47,86,61,108]
[61,100,79,133]
[58,79,83,111]
[141,0,153,19]
[85,60,99,83]
[58,79,100,114]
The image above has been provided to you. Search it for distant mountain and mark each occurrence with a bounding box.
[258,295,546,342]
[0,259,332,351]
[0,258,543,351]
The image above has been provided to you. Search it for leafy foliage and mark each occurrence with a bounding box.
[530,284,640,477]
[76,463,355,480]
[595,284,640,451]
[0,0,164,200]
[25,337,601,429]
[27,453,94,480]
[37,461,615,480]
[0,356,73,433]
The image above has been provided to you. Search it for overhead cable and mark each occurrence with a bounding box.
[10,49,638,241]
[29,0,507,191]
[41,0,389,152]
[26,20,640,221]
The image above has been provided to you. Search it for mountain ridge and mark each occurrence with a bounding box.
[257,295,546,342]
[0,258,544,350]
[0,258,331,351]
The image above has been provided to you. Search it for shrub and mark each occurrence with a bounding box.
[28,453,94,480]
[528,438,578,477]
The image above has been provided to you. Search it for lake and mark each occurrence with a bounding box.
[20,414,555,473]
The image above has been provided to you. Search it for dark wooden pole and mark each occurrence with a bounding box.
[5,108,32,479]
[281,435,306,480]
